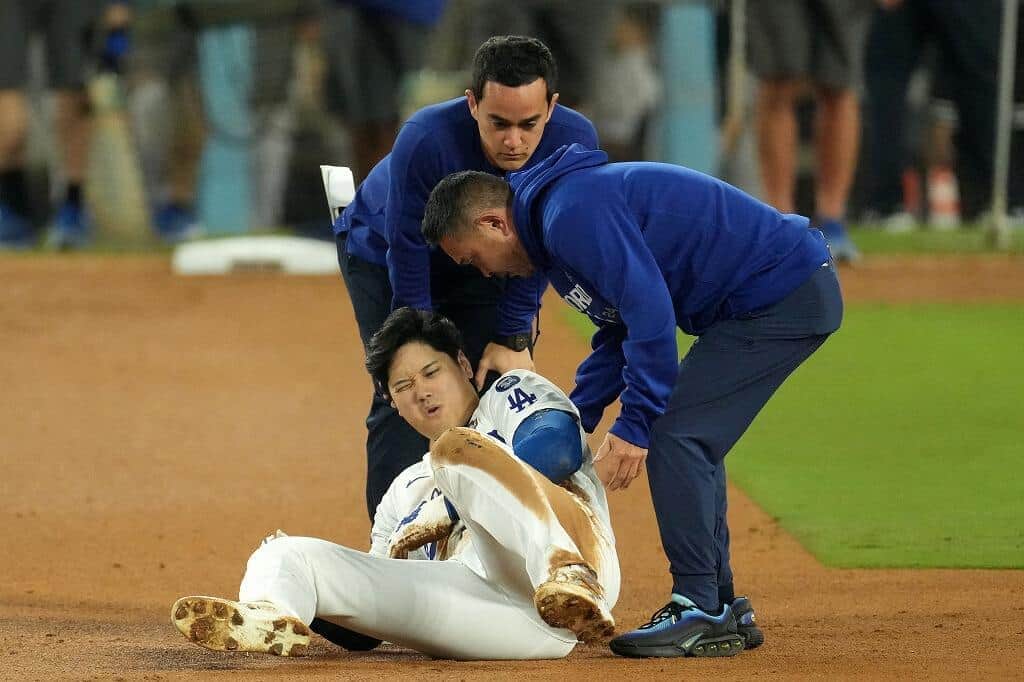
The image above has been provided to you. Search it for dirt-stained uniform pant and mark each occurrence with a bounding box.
[240,431,619,660]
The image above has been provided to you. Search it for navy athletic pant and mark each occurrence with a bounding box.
[336,234,506,519]
[647,260,844,612]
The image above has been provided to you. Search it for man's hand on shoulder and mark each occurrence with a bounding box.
[594,432,647,491]
[476,343,534,390]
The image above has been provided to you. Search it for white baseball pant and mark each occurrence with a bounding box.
[238,433,619,660]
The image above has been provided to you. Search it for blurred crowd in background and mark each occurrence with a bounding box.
[0,0,1020,250]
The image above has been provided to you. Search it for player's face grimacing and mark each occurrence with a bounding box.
[387,341,479,442]
[467,79,558,172]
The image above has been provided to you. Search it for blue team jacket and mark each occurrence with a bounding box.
[337,97,598,335]
[508,144,831,448]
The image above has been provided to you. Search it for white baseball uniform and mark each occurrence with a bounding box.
[237,370,619,660]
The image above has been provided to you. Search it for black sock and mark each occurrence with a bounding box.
[0,169,29,217]
[65,183,83,208]
[718,583,735,606]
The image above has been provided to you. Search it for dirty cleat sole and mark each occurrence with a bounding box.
[534,580,615,643]
[171,596,310,656]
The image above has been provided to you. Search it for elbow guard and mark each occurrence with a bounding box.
[511,409,584,483]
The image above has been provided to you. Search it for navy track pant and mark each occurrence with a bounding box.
[647,260,844,611]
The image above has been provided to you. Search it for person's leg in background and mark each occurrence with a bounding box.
[755,78,804,214]
[0,0,35,247]
[341,8,428,181]
[45,0,95,249]
[748,0,810,214]
[466,0,533,62]
[127,17,204,242]
[160,55,205,241]
[864,1,922,230]
[929,0,1000,222]
[813,82,861,254]
[0,92,32,247]
[808,0,873,262]
[531,0,616,114]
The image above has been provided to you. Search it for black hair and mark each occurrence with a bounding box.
[470,35,558,102]
[365,308,465,399]
[421,170,511,245]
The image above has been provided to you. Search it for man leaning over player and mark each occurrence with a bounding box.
[335,35,599,521]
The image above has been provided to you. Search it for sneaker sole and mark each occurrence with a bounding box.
[534,582,615,643]
[171,596,310,656]
[739,623,765,649]
[610,632,745,658]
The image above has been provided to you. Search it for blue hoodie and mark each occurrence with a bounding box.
[509,144,831,448]
[337,97,598,336]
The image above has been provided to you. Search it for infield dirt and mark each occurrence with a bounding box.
[2,254,1022,680]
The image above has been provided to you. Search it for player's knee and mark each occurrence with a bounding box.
[430,426,480,468]
[247,535,313,570]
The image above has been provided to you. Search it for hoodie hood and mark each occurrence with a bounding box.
[508,144,609,269]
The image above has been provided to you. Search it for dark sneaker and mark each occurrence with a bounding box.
[46,202,91,250]
[0,205,34,249]
[730,596,764,649]
[154,203,202,244]
[609,594,744,658]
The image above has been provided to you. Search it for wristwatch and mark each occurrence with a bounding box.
[492,333,531,352]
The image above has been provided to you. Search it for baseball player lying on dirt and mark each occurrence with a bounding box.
[171,307,619,660]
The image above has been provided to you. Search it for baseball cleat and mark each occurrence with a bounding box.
[730,596,765,649]
[609,594,744,658]
[534,563,615,643]
[171,596,310,656]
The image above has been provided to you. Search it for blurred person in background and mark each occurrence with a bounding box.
[468,0,615,116]
[863,0,1000,230]
[128,2,205,242]
[747,0,877,262]
[322,0,448,181]
[132,1,323,238]
[590,3,661,162]
[0,0,128,249]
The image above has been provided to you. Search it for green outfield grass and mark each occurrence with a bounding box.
[849,223,1024,254]
[564,304,1024,569]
